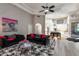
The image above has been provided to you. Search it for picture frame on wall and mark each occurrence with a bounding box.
[2,17,18,32]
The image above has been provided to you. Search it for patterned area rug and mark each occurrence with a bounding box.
[0,42,54,56]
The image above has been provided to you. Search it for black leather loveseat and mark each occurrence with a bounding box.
[27,34,49,45]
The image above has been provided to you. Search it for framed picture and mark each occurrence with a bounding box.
[2,17,18,32]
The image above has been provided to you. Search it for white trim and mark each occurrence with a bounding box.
[11,3,45,15]
[11,3,33,14]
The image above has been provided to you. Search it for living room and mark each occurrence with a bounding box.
[0,3,79,56]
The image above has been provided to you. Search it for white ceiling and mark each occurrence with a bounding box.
[12,3,79,15]
[26,3,64,12]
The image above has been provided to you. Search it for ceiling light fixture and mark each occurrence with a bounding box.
[39,3,55,14]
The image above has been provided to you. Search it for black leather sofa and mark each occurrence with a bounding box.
[0,34,25,48]
[27,34,49,45]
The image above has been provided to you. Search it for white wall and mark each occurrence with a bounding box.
[0,3,33,35]
[32,15,45,34]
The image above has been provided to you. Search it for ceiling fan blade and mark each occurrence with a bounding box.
[49,5,55,9]
[39,10,44,12]
[49,10,54,12]
[41,6,46,9]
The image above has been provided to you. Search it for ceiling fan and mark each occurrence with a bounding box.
[39,4,55,14]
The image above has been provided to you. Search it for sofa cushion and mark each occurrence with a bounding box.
[31,34,35,39]
[7,38,15,41]
[35,34,40,38]
[0,36,5,46]
[0,42,3,46]
[40,34,46,39]
[0,39,3,46]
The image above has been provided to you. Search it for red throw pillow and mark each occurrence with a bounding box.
[0,36,5,39]
[41,34,46,39]
[31,34,35,39]
[7,38,15,41]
